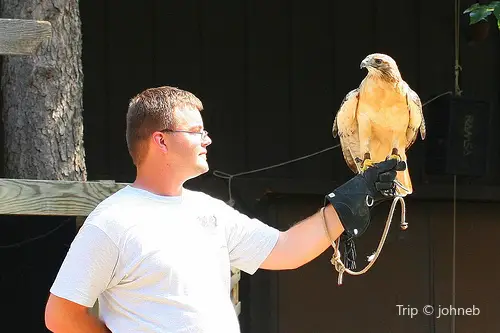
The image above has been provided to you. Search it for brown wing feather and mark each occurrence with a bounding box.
[405,84,425,151]
[333,88,360,173]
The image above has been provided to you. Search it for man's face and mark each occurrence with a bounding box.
[164,107,212,180]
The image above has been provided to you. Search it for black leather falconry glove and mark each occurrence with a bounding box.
[325,158,407,269]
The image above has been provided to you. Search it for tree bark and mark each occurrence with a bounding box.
[1,0,86,180]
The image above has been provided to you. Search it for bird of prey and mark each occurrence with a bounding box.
[332,53,426,196]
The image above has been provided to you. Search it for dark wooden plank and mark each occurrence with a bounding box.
[0,18,51,55]
[80,0,110,180]
[374,0,420,87]
[153,1,202,94]
[107,1,155,182]
[245,0,292,177]
[288,0,336,180]
[198,1,246,175]
[418,0,455,99]
[247,200,280,333]
[418,0,456,192]
[452,203,500,332]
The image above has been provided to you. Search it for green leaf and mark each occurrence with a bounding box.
[490,1,500,30]
[489,1,500,9]
[464,3,482,13]
[494,4,500,19]
[469,6,493,24]
[494,3,500,29]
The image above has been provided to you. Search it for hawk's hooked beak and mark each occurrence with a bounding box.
[360,58,371,69]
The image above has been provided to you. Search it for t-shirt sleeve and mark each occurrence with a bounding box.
[49,224,119,308]
[218,202,280,275]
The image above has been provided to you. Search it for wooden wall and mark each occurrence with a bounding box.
[79,0,500,191]
[248,194,500,333]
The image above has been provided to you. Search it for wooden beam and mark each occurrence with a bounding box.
[0,178,127,216]
[0,18,52,55]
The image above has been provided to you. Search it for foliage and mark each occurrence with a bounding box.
[464,1,500,30]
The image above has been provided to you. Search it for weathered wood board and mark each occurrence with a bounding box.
[0,18,51,55]
[0,178,126,216]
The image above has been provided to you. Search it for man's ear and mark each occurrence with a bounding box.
[152,132,168,152]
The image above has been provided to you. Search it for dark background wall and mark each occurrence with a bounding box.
[79,0,500,191]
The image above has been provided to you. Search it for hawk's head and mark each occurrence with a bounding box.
[360,53,401,81]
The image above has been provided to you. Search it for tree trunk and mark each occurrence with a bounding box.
[1,0,86,180]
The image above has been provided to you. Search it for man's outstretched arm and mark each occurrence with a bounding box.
[260,204,342,270]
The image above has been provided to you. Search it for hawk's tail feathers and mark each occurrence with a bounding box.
[396,164,413,196]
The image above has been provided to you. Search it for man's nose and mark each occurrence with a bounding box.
[202,134,212,146]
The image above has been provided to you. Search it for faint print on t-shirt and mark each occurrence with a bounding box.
[197,215,217,228]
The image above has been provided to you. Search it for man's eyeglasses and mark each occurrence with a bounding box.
[160,128,209,141]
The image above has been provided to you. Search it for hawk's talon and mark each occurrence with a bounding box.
[360,158,373,173]
[387,154,402,162]
[386,148,402,163]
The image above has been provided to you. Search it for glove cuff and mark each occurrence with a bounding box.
[325,176,372,238]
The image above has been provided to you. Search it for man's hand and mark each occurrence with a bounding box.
[325,158,406,239]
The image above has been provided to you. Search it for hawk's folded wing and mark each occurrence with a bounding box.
[333,88,360,173]
[405,84,426,151]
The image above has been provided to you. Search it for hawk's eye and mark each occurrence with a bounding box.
[375,59,383,64]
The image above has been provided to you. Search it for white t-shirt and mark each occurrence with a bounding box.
[50,185,280,333]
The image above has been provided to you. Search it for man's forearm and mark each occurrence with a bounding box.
[261,204,344,270]
[284,204,344,268]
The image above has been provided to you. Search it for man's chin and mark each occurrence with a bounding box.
[185,167,209,182]
[199,163,209,174]
[193,162,210,176]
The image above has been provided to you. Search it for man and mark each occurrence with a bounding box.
[45,86,404,332]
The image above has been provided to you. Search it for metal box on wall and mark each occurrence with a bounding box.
[424,95,491,176]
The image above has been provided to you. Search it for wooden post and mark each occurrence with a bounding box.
[0,18,52,55]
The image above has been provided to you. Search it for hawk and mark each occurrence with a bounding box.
[332,53,426,196]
